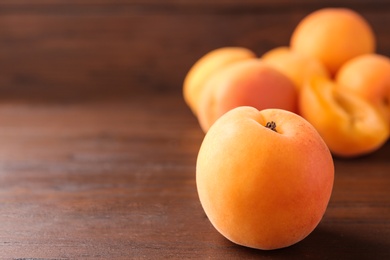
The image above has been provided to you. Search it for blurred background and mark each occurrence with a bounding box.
[0,0,389,102]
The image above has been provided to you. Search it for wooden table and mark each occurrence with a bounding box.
[0,94,388,259]
[0,1,389,259]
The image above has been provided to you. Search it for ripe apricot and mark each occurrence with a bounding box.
[290,8,375,75]
[183,47,256,115]
[196,106,334,250]
[299,76,389,157]
[197,59,297,132]
[335,53,390,127]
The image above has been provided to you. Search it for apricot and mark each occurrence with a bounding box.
[262,46,330,91]
[299,76,389,157]
[335,53,390,127]
[290,8,375,75]
[197,59,297,132]
[183,47,256,115]
[196,106,334,250]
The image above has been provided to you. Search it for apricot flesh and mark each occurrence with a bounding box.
[183,47,256,115]
[197,59,297,132]
[299,76,389,157]
[290,8,375,75]
[196,107,334,250]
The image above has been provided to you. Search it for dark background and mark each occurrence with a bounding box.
[1,0,390,101]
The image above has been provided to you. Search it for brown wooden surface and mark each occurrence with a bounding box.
[0,95,389,259]
[0,1,389,259]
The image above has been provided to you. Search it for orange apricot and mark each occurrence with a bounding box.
[197,59,297,132]
[299,76,389,157]
[183,47,256,115]
[196,106,334,250]
[290,8,375,75]
[335,53,390,127]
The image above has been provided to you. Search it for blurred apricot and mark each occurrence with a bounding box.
[290,8,375,75]
[197,59,297,132]
[299,76,389,157]
[336,53,390,127]
[183,47,256,115]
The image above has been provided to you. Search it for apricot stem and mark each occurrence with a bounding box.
[265,121,277,132]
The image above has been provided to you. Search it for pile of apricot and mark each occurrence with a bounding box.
[183,7,390,251]
[184,7,390,158]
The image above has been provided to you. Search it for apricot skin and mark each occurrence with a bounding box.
[290,8,375,75]
[183,47,256,115]
[335,54,390,127]
[197,59,297,132]
[196,107,334,250]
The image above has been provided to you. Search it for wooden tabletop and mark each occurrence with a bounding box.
[0,94,388,259]
[0,1,389,259]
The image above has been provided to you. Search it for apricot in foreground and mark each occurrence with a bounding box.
[196,107,334,250]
